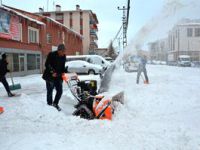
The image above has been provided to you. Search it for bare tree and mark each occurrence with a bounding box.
[108,41,117,59]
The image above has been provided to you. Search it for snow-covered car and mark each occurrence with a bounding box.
[66,55,110,70]
[65,60,103,75]
[124,55,140,72]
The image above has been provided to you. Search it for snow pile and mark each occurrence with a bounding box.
[1,66,200,150]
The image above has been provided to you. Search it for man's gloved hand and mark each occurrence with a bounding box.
[62,73,68,82]
[52,72,57,77]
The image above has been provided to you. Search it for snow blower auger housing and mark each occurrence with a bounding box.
[62,73,124,120]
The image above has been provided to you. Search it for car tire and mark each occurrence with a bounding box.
[88,70,95,75]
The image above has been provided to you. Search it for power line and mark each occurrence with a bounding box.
[113,25,122,42]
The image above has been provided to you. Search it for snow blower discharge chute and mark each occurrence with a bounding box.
[62,73,124,120]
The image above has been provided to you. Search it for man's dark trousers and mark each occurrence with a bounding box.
[46,80,63,105]
[0,77,11,94]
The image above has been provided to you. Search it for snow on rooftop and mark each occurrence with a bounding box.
[0,5,45,25]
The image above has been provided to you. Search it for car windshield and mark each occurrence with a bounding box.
[180,58,190,61]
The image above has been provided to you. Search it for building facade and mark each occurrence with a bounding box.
[93,48,109,57]
[37,5,98,55]
[148,19,200,63]
[168,21,200,62]
[0,5,83,76]
[148,38,168,61]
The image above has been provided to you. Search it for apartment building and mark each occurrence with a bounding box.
[37,5,98,55]
[0,5,83,76]
[168,20,200,62]
[148,19,200,63]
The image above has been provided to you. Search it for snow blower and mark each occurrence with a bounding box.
[9,72,21,91]
[62,73,124,120]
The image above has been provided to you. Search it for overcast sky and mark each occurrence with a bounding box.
[2,0,200,50]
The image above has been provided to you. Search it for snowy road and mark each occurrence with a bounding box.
[0,65,200,150]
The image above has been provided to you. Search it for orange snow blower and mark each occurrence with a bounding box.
[62,73,124,120]
[0,106,4,114]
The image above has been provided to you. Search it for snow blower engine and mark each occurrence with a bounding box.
[62,73,124,120]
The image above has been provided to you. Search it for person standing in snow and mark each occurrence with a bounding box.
[136,55,149,84]
[0,53,15,97]
[42,44,67,111]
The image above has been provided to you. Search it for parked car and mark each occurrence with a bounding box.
[124,55,140,72]
[177,55,191,67]
[66,55,110,69]
[65,60,103,75]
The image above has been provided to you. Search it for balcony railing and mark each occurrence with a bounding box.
[90,41,98,48]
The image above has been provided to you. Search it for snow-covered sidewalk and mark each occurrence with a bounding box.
[0,65,200,150]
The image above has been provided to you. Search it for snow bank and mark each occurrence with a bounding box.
[1,66,200,150]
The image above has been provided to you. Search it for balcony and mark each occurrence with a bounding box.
[90,20,96,24]
[90,41,98,49]
[90,23,98,31]
[90,34,98,40]
[90,30,98,40]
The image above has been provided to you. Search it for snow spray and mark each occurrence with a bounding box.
[102,0,200,93]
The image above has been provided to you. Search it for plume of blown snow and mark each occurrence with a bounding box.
[123,0,200,57]
[111,0,200,92]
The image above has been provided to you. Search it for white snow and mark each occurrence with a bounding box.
[0,65,200,150]
[1,6,45,25]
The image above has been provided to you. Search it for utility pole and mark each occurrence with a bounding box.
[117,0,131,52]
[118,6,127,51]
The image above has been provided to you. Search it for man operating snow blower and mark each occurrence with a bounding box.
[42,44,67,111]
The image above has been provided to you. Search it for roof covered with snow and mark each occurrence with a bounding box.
[0,5,45,25]
[0,5,83,38]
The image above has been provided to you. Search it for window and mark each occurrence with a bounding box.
[62,32,65,42]
[27,54,36,70]
[58,31,62,39]
[70,12,73,29]
[13,54,19,72]
[187,28,193,37]
[36,54,40,70]
[195,28,200,37]
[19,54,25,71]
[46,33,52,44]
[28,27,39,43]
[55,13,63,23]
[19,24,23,42]
[27,54,40,70]
[55,14,63,20]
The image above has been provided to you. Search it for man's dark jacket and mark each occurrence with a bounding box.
[0,59,9,80]
[42,51,66,81]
